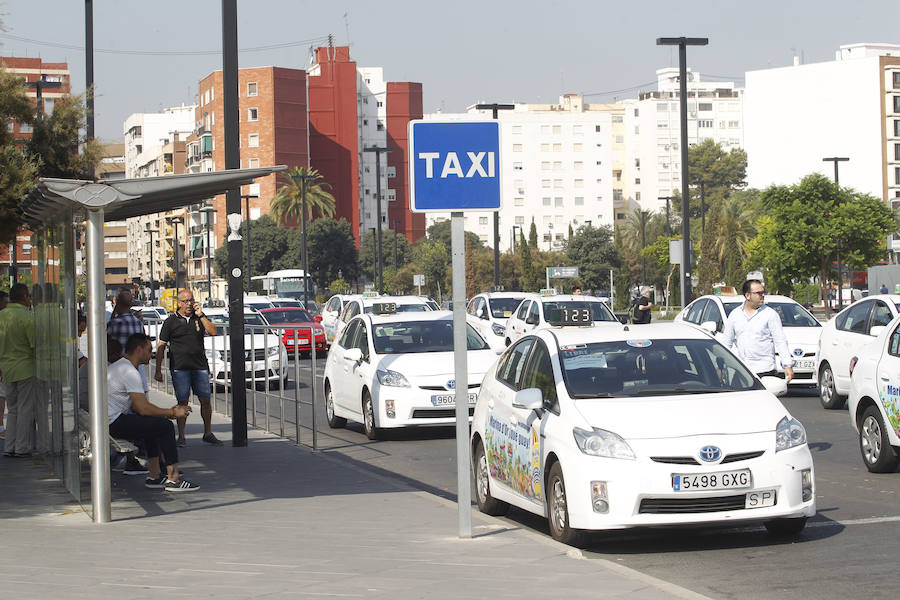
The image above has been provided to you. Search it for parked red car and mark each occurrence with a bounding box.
[258,308,326,358]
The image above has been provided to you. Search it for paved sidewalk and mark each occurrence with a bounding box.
[0,391,710,600]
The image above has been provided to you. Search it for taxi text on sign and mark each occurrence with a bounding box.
[408,120,502,212]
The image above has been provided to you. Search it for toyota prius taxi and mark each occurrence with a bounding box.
[323,306,497,440]
[470,316,815,546]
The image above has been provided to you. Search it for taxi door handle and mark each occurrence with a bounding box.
[487,399,494,409]
[881,376,890,381]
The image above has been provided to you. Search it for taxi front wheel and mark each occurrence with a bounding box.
[474,441,509,516]
[362,391,381,440]
[547,462,588,548]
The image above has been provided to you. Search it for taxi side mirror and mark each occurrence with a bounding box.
[314,315,323,322]
[525,315,539,325]
[760,376,787,397]
[700,320,718,334]
[512,388,544,411]
[343,348,363,363]
[477,307,487,319]
[869,325,886,337]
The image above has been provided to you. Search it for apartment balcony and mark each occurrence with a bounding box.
[190,225,204,234]
[190,248,207,259]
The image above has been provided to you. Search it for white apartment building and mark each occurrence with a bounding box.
[745,43,900,251]
[357,66,391,234]
[625,68,743,215]
[423,95,618,253]
[124,105,197,298]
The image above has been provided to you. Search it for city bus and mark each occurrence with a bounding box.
[252,269,316,301]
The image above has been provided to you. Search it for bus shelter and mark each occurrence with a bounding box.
[18,166,285,523]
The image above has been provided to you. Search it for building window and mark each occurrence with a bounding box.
[574,179,584,188]
[896,143,900,161]
[595,125,602,132]
[896,166,900,185]
[377,101,383,107]
[479,216,489,225]
[248,183,260,196]
[541,125,550,134]
[515,216,525,225]
[514,197,524,206]
[553,161,562,171]
[615,135,624,143]
[895,120,900,137]
[542,197,551,206]
[513,144,523,152]
[553,179,563,189]
[611,115,623,124]
[573,143,582,152]
[635,192,641,201]
[728,120,739,128]
[387,166,396,178]
[553,143,562,152]
[699,102,713,111]
[554,197,563,207]
[657,103,668,112]
[377,121,384,131]
[512,125,522,134]
[574,197,584,206]
[248,158,260,168]
[634,108,639,117]
[247,82,258,97]
[573,125,583,135]
[248,108,258,122]
[387,190,396,201]
[895,96,900,113]
[613,189,624,202]
[635,158,640,168]
[19,123,32,134]
[248,133,259,148]
[552,125,561,135]
[574,161,583,171]
[513,162,523,170]
[698,120,713,128]
[541,143,550,152]
[542,179,551,188]
[541,161,551,170]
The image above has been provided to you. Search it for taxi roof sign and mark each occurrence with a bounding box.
[539,288,557,297]
[371,302,397,315]
[362,291,381,298]
[546,306,593,327]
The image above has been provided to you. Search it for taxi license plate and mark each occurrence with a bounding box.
[745,489,776,508]
[795,359,815,370]
[672,469,751,491]
[431,393,477,406]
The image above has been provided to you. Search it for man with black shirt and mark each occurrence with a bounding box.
[155,289,221,447]
[632,287,653,324]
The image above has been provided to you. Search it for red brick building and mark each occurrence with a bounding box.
[386,82,425,242]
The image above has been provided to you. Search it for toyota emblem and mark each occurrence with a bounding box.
[699,445,722,462]
[792,348,803,357]
[447,379,456,390]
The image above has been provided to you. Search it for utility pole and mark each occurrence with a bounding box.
[822,157,849,186]
[475,103,515,289]
[363,146,392,294]
[657,37,708,307]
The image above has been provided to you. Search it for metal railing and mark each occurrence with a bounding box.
[143,317,322,450]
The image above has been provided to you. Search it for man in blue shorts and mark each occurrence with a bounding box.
[154,288,222,447]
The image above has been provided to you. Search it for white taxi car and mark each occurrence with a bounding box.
[323,307,495,439]
[816,295,900,409]
[203,308,289,389]
[504,291,618,346]
[848,313,900,473]
[470,319,815,546]
[320,294,361,345]
[466,292,531,352]
[332,294,433,347]
[676,293,822,389]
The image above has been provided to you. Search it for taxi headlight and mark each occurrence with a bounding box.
[376,369,410,387]
[267,345,280,357]
[491,323,506,336]
[573,427,635,460]
[775,416,807,452]
[205,349,225,361]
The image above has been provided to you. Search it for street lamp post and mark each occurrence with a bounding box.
[145,224,156,302]
[200,205,216,303]
[26,74,62,120]
[363,146,392,294]
[823,157,849,186]
[242,194,258,287]
[169,216,184,298]
[657,36,708,307]
[511,224,521,252]
[475,103,515,288]
[659,196,673,236]
[547,223,554,252]
[823,157,849,309]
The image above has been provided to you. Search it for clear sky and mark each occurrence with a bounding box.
[2,0,898,141]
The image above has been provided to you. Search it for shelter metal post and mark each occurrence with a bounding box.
[86,208,110,523]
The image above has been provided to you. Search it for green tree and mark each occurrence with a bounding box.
[566,224,619,291]
[277,217,358,288]
[0,69,38,242]
[528,219,538,249]
[270,166,336,229]
[28,93,102,179]
[425,219,483,251]
[640,235,679,308]
[749,173,897,297]
[358,227,413,285]
[688,139,747,189]
[518,231,540,291]
[415,239,450,301]
[713,195,756,287]
[214,215,288,286]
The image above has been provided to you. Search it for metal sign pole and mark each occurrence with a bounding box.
[451,212,471,538]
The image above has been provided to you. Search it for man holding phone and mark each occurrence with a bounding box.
[155,288,222,446]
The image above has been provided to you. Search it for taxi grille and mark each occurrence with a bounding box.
[411,407,475,419]
[650,450,765,466]
[639,493,756,514]
[419,384,480,391]
[721,450,765,463]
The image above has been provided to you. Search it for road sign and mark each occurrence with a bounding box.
[413,274,425,286]
[408,120,501,212]
[548,266,579,278]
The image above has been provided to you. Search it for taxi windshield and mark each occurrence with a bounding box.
[489,298,523,318]
[372,321,488,353]
[543,301,617,322]
[765,302,820,327]
[560,338,762,398]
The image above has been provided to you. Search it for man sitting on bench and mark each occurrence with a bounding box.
[108,332,199,492]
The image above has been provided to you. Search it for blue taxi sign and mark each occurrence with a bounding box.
[408,120,501,212]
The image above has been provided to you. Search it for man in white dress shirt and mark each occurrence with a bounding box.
[722,279,794,382]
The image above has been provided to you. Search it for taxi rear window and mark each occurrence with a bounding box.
[560,339,761,398]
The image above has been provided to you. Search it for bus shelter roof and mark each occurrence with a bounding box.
[20,166,287,226]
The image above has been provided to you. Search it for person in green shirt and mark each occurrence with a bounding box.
[0,283,37,457]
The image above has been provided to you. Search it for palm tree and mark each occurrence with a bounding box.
[270,166,336,229]
[713,195,756,286]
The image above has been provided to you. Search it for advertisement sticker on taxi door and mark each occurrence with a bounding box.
[485,413,542,504]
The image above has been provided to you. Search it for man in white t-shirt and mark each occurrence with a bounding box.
[108,332,199,492]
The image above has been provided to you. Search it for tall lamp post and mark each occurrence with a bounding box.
[363,146,392,294]
[657,36,708,307]
[200,205,216,303]
[169,216,184,298]
[475,103,515,288]
[823,157,849,309]
[145,223,156,302]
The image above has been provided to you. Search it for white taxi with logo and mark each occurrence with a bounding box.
[470,317,815,546]
[848,313,900,473]
[323,306,495,439]
[332,293,433,347]
[466,292,531,352]
[504,290,618,346]
[320,294,362,345]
